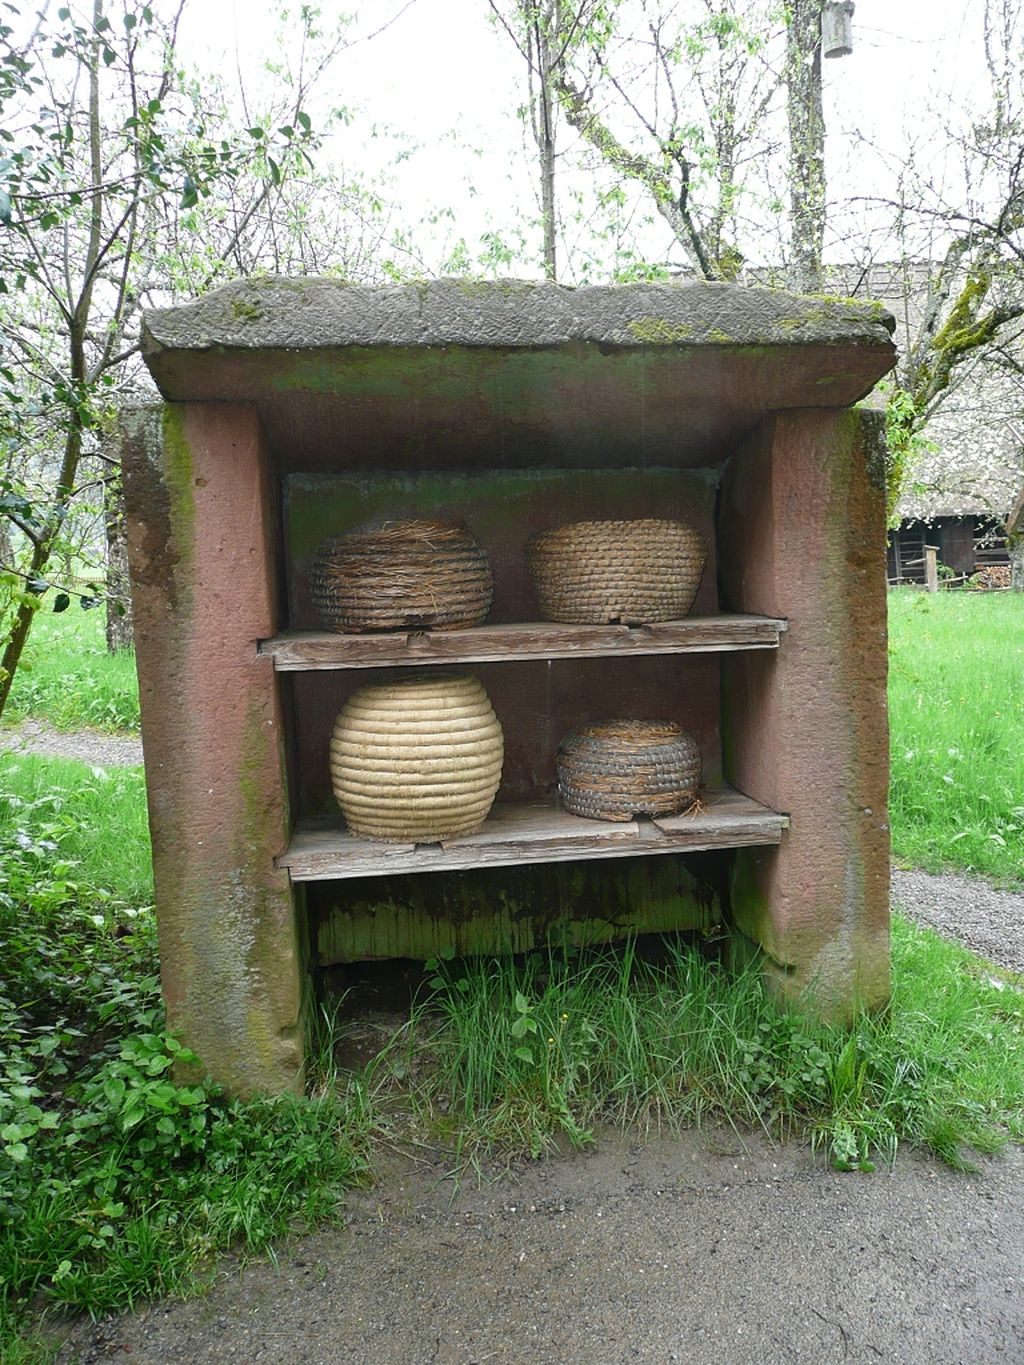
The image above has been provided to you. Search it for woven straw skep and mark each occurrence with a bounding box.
[557,720,702,822]
[330,672,504,842]
[527,519,706,624]
[311,519,494,633]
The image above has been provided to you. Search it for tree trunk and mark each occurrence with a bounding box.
[529,1,558,281]
[0,517,14,574]
[786,0,825,293]
[1010,537,1024,591]
[105,475,134,650]
[538,47,558,281]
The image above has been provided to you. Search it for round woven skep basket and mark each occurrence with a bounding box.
[527,519,706,625]
[557,720,702,823]
[330,672,504,842]
[311,519,493,633]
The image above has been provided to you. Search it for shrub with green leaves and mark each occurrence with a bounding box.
[0,803,370,1350]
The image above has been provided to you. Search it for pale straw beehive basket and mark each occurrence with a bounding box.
[557,720,702,823]
[330,672,504,842]
[311,518,493,633]
[526,519,706,625]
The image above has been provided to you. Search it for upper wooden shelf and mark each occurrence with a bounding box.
[259,614,787,671]
[276,787,789,883]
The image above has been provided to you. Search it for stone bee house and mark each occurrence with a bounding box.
[124,278,896,1095]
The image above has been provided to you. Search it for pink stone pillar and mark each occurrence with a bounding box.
[719,408,891,1016]
[121,404,303,1095]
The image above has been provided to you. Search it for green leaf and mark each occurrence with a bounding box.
[514,992,531,1014]
[0,188,11,225]
[267,156,281,186]
[4,1141,28,1161]
[297,111,311,132]
[179,174,198,209]
[53,592,70,613]
[102,45,115,65]
[103,1076,126,1106]
[513,1046,534,1064]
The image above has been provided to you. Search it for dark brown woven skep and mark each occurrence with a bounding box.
[557,720,702,822]
[311,519,494,633]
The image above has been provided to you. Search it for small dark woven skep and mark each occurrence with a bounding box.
[557,720,702,822]
[311,518,494,633]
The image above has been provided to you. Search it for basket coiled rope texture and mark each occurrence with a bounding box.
[311,519,494,633]
[330,673,504,842]
[527,519,706,625]
[557,720,702,822]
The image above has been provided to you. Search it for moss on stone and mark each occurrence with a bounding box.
[809,293,889,321]
[626,317,694,343]
[230,297,265,322]
[161,406,196,596]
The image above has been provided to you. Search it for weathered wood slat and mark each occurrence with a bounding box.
[259,614,787,670]
[277,787,789,881]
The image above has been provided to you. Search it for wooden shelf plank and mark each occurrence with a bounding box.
[259,614,787,671]
[276,787,788,882]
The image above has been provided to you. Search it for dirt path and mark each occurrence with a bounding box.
[53,1128,1024,1365]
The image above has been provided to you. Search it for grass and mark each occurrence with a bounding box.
[2,608,140,733]
[888,589,1024,884]
[370,926,1024,1175]
[0,753,152,905]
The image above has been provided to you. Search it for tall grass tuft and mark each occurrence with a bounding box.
[888,589,1024,884]
[2,608,140,733]
[408,924,1024,1172]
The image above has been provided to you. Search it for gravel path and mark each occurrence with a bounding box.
[0,718,143,767]
[893,867,1024,976]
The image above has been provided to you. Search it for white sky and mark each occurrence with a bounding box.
[178,0,997,276]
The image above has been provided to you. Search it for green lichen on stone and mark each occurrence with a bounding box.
[856,408,889,496]
[809,293,889,321]
[626,317,694,343]
[161,405,196,591]
[233,697,304,1085]
[728,849,777,956]
[230,297,265,322]
[706,327,733,344]
[777,299,891,338]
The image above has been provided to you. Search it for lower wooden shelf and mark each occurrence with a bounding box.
[277,786,788,882]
